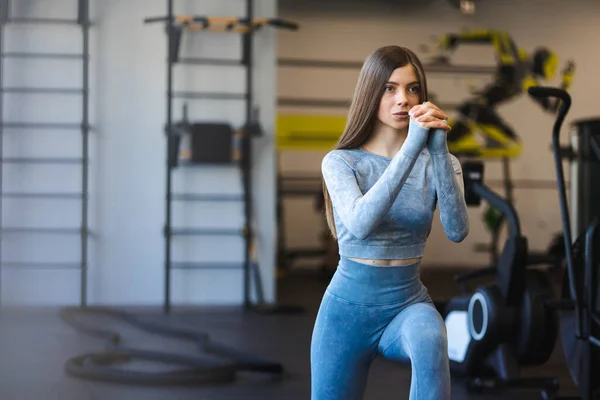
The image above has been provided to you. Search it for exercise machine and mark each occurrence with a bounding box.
[442,159,562,397]
[442,86,600,399]
[527,87,600,400]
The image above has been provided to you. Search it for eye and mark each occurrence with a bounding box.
[384,85,394,92]
[409,86,421,93]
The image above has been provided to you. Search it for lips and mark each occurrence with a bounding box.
[393,111,409,119]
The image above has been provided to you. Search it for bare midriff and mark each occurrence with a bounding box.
[348,257,422,267]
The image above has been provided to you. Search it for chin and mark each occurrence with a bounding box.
[389,120,408,131]
[376,118,408,133]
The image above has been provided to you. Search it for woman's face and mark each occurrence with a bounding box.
[376,64,422,132]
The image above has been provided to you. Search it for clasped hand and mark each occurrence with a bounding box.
[409,102,451,131]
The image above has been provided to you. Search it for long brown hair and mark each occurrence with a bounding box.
[323,45,429,238]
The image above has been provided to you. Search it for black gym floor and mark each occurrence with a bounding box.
[0,268,579,400]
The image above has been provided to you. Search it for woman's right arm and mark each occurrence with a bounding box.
[322,120,428,239]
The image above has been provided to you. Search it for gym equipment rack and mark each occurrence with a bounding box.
[0,0,91,306]
[144,0,298,313]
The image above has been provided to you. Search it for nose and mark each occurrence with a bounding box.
[395,91,408,105]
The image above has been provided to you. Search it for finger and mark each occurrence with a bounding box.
[432,121,451,131]
[410,105,425,118]
[413,106,446,121]
[424,105,448,120]
[416,113,446,123]
[415,116,451,130]
[423,108,441,119]
[412,106,436,120]
[423,102,449,120]
[429,109,449,121]
[412,104,449,122]
[421,122,451,131]
[415,114,435,122]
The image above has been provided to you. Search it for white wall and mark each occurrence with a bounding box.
[276,0,600,268]
[1,0,279,306]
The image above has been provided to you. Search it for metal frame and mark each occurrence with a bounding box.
[241,0,255,309]
[0,0,91,306]
[146,1,300,314]
[146,0,258,313]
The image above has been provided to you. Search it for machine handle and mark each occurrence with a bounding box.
[527,86,570,103]
[527,86,571,142]
[528,86,579,316]
[473,182,521,237]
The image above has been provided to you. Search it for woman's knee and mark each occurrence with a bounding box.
[412,323,447,357]
[380,303,447,360]
[409,304,446,342]
[405,306,448,363]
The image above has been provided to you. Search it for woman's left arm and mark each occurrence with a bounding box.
[427,128,470,242]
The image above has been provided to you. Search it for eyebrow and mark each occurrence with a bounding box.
[386,80,420,86]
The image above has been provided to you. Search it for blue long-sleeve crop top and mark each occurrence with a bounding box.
[321,117,470,260]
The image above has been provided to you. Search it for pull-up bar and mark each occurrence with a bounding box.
[144,15,299,33]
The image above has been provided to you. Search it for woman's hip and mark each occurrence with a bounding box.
[325,256,430,307]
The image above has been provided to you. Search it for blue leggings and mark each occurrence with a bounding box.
[310,257,450,400]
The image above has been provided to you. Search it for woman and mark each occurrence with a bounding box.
[312,45,470,400]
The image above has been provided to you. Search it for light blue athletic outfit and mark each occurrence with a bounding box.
[311,117,470,400]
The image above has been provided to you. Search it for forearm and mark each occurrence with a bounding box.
[323,121,428,239]
[427,129,470,242]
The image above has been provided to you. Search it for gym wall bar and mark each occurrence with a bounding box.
[144,4,300,315]
[144,15,298,33]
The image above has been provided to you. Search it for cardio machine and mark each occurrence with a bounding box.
[532,87,600,400]
[442,160,561,397]
[440,86,600,399]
